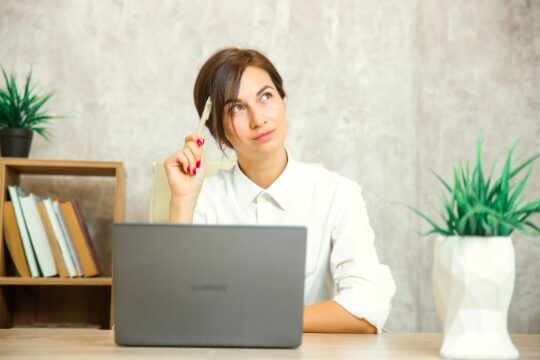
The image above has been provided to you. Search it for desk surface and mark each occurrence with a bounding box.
[0,329,538,359]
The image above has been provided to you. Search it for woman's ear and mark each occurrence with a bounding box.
[283,96,288,105]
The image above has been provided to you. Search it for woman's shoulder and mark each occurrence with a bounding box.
[293,160,361,193]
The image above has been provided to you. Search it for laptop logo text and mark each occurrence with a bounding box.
[191,284,227,292]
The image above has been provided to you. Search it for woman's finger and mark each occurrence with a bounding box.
[182,147,197,175]
[177,151,190,174]
[184,133,205,147]
[165,152,184,172]
[185,141,202,168]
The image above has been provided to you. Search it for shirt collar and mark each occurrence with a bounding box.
[232,148,296,211]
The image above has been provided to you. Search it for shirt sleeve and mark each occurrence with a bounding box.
[330,180,396,332]
[193,207,208,224]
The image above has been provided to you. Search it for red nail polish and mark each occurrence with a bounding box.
[196,160,201,168]
[196,139,203,147]
[187,166,190,174]
[193,168,197,175]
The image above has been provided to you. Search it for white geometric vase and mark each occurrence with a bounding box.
[433,236,519,360]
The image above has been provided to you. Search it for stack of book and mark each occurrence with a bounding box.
[2,186,102,278]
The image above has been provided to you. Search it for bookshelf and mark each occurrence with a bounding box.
[0,158,125,329]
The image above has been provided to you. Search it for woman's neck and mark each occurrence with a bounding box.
[237,147,288,189]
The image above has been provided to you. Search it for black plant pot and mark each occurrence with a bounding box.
[0,128,34,158]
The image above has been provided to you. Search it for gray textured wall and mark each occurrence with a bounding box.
[1,0,538,333]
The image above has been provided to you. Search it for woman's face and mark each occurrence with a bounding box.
[223,66,287,159]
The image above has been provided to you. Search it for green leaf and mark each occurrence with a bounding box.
[488,152,540,201]
[508,167,532,211]
[524,221,540,235]
[516,199,540,214]
[394,202,454,236]
[431,169,452,193]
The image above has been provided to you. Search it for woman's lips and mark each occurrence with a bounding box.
[253,129,275,140]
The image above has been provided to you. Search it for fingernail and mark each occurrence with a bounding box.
[196,160,201,168]
[196,139,203,147]
[187,166,190,174]
[193,168,197,175]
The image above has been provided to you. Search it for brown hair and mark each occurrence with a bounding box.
[193,48,286,151]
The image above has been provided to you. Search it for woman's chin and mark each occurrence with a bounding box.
[253,138,284,153]
[235,140,283,159]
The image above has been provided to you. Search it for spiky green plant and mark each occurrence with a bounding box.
[401,139,540,236]
[0,66,59,140]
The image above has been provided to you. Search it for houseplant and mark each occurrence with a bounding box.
[0,66,59,157]
[402,139,540,360]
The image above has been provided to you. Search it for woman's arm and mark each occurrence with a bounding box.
[170,195,198,223]
[303,300,377,334]
[322,180,396,333]
[164,134,206,223]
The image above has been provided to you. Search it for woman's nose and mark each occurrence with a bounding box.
[249,109,266,128]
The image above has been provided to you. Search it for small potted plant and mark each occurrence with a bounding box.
[401,139,539,360]
[0,66,59,157]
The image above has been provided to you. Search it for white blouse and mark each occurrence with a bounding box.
[193,151,396,332]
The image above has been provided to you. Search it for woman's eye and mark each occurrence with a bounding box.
[261,92,273,101]
[231,104,244,113]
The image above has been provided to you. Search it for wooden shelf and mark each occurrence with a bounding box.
[0,158,123,177]
[0,158,125,329]
[0,277,112,286]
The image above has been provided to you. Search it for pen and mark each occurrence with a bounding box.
[196,97,212,136]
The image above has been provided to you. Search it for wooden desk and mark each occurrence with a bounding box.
[0,329,538,359]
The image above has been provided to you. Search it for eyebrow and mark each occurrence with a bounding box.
[224,85,275,106]
[256,85,274,96]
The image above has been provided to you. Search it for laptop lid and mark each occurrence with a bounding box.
[112,223,307,348]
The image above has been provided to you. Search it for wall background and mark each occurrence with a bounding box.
[1,0,538,332]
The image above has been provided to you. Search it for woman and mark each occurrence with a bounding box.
[165,48,396,334]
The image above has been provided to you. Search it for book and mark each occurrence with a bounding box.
[60,201,100,277]
[7,186,40,277]
[43,198,77,278]
[18,193,58,277]
[72,200,102,276]
[53,200,83,277]
[3,202,31,277]
[36,201,69,278]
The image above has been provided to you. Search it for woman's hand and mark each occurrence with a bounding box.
[303,301,377,334]
[164,134,206,222]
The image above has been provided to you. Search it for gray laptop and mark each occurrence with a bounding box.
[112,223,307,348]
